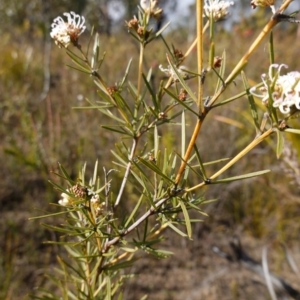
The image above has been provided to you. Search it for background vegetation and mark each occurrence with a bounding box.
[1,0,300,299]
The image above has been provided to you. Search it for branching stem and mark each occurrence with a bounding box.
[206,0,293,107]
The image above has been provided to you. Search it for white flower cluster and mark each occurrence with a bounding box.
[159,64,188,81]
[50,12,86,48]
[140,0,158,10]
[140,0,162,18]
[251,64,300,115]
[204,0,234,21]
[58,192,73,206]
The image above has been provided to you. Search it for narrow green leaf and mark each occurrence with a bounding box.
[120,247,138,253]
[143,218,148,242]
[130,168,154,195]
[154,125,159,157]
[163,88,198,116]
[102,125,133,136]
[213,170,270,184]
[93,79,109,96]
[66,47,85,61]
[85,26,95,58]
[92,160,98,186]
[187,202,208,216]
[95,88,115,105]
[211,90,247,108]
[203,157,230,165]
[285,128,300,135]
[119,58,132,89]
[106,276,112,300]
[104,260,136,271]
[170,154,177,176]
[167,57,198,103]
[90,257,103,280]
[47,174,66,185]
[125,194,143,227]
[161,148,168,179]
[96,108,126,123]
[147,21,170,44]
[193,145,206,180]
[174,151,201,178]
[136,175,156,207]
[142,73,158,111]
[166,222,188,237]
[28,209,74,220]
[80,162,87,186]
[181,111,186,157]
[241,71,260,132]
[41,223,83,234]
[66,64,92,74]
[154,21,170,38]
[58,257,85,280]
[111,150,127,166]
[159,35,173,59]
[138,157,175,184]
[58,163,73,182]
[64,245,85,258]
[179,200,192,239]
[66,52,91,73]
[128,81,138,99]
[275,128,285,158]
[201,198,218,205]
[113,92,134,119]
[152,249,173,257]
[157,150,171,198]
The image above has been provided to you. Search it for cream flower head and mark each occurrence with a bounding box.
[250,64,300,115]
[50,11,86,48]
[159,64,189,81]
[203,0,234,21]
[140,0,158,10]
[58,192,72,206]
[140,0,162,18]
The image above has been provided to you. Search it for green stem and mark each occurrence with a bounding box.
[174,0,205,185]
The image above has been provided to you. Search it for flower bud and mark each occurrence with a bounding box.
[250,0,276,13]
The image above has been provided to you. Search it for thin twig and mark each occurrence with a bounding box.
[104,194,171,252]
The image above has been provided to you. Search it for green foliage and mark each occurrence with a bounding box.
[1,0,300,299]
